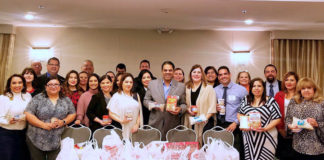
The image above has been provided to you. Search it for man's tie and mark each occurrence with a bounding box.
[269,84,274,97]
[220,86,228,124]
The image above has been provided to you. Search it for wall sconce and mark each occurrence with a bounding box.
[29,47,53,61]
[231,50,252,65]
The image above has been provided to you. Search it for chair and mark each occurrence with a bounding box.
[61,124,91,144]
[92,125,123,148]
[166,125,197,142]
[203,126,234,146]
[131,125,161,145]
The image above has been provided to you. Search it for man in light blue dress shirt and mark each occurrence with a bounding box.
[214,66,247,159]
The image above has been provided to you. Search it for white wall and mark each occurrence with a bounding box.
[12,27,271,81]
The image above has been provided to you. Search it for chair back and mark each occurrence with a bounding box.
[61,124,91,144]
[131,125,161,145]
[92,125,123,148]
[203,126,234,146]
[166,125,197,142]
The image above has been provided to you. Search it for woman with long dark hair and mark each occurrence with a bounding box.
[133,69,156,125]
[87,75,121,132]
[0,74,32,160]
[62,70,82,108]
[75,74,99,126]
[238,78,281,160]
[22,67,40,97]
[204,66,220,88]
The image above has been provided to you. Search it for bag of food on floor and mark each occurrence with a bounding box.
[102,130,123,158]
[131,142,149,160]
[56,137,78,160]
[191,145,207,160]
[204,138,239,160]
[146,141,166,159]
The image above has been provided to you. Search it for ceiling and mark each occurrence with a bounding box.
[1,0,324,31]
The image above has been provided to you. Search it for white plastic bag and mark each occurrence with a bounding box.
[102,130,123,159]
[56,137,78,160]
[204,138,239,160]
[146,141,166,160]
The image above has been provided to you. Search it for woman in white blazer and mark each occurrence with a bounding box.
[184,64,217,145]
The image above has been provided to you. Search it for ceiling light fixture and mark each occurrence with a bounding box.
[244,19,253,25]
[24,13,34,20]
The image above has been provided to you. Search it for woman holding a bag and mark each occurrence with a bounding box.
[183,64,217,145]
[285,77,324,160]
[238,78,281,160]
[107,73,143,140]
[0,74,32,160]
[25,76,76,160]
[87,75,121,132]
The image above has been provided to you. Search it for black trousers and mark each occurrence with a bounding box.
[0,127,30,160]
[293,150,324,160]
[276,133,295,160]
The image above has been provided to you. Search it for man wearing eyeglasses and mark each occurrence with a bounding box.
[35,57,65,92]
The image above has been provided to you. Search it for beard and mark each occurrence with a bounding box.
[266,76,275,83]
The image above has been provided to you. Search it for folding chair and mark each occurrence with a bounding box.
[131,125,161,145]
[166,125,197,142]
[61,124,91,144]
[203,126,234,146]
[92,125,123,148]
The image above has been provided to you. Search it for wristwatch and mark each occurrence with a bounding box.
[63,120,66,125]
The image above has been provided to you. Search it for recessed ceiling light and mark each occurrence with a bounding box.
[39,5,45,9]
[24,14,34,20]
[244,19,253,25]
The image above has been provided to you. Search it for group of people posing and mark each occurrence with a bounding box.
[0,57,323,160]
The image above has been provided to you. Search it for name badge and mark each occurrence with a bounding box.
[228,95,236,101]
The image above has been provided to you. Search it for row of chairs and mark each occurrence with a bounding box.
[61,124,234,147]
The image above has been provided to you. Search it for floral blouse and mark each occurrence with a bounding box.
[285,99,324,155]
[25,93,75,151]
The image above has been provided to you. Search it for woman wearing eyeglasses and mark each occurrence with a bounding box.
[25,76,76,160]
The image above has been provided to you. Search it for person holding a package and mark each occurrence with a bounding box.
[144,61,187,140]
[0,74,32,160]
[214,66,248,159]
[285,77,324,160]
[87,75,121,132]
[107,73,143,140]
[25,76,76,160]
[183,64,217,145]
[238,77,281,160]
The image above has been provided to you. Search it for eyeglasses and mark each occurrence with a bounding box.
[48,63,59,67]
[47,84,60,87]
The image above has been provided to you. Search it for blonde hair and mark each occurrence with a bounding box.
[294,77,324,104]
[185,64,207,89]
[235,71,251,84]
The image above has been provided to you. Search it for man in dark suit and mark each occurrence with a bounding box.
[35,57,65,92]
[144,61,186,140]
[264,64,282,97]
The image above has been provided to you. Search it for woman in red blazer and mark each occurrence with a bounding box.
[274,71,299,160]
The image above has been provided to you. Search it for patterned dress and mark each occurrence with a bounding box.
[285,99,324,155]
[239,97,281,160]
